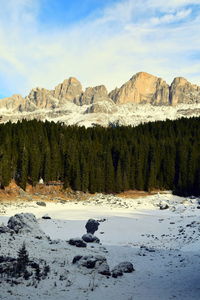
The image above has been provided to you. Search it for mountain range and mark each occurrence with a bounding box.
[1,71,200,127]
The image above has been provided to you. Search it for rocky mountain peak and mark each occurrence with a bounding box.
[0,94,25,111]
[171,77,188,85]
[170,77,200,105]
[1,72,200,122]
[53,77,83,103]
[78,85,111,105]
[109,71,169,105]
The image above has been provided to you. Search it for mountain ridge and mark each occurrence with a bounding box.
[0,71,200,127]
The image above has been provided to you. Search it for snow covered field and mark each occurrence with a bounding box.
[0,192,200,300]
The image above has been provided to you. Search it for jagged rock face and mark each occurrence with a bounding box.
[170,77,200,105]
[25,88,58,111]
[85,99,117,114]
[0,94,25,111]
[1,72,200,119]
[109,72,169,105]
[24,77,82,111]
[79,85,109,105]
[53,77,82,104]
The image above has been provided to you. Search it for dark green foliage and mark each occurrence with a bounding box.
[0,118,199,196]
[17,242,29,274]
[35,265,41,281]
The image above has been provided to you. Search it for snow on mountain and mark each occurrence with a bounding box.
[1,72,200,127]
[0,102,200,128]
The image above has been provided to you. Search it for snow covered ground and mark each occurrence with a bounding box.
[0,192,200,300]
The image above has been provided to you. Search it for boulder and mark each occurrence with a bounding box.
[85,219,99,234]
[42,214,51,220]
[72,255,83,264]
[68,238,87,248]
[112,262,135,277]
[7,213,45,237]
[98,262,111,276]
[159,202,169,210]
[36,201,46,207]
[0,225,13,234]
[82,233,100,243]
[73,254,109,275]
[112,268,123,278]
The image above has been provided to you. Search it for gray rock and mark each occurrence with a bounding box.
[0,226,13,234]
[112,262,135,277]
[98,262,111,276]
[82,257,97,269]
[68,238,87,248]
[85,219,99,234]
[7,213,46,237]
[36,201,46,207]
[159,202,169,210]
[82,233,100,243]
[112,268,123,278]
[42,214,51,219]
[72,255,83,264]
[73,255,108,275]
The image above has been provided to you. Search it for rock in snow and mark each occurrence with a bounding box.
[42,214,51,219]
[68,238,87,248]
[73,254,110,275]
[7,213,46,237]
[159,201,169,210]
[0,225,13,234]
[85,219,100,234]
[36,201,46,207]
[98,262,111,276]
[112,262,135,277]
[82,233,100,243]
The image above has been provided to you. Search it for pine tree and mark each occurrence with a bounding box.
[17,242,29,274]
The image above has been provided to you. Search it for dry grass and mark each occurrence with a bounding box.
[0,181,166,203]
[117,189,166,199]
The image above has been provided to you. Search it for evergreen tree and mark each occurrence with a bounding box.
[17,242,29,274]
[0,118,199,196]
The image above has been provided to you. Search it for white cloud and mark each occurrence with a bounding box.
[151,9,192,25]
[0,0,200,97]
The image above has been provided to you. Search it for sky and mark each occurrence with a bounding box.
[0,0,200,98]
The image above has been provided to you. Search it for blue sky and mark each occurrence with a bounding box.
[38,0,118,27]
[0,0,200,97]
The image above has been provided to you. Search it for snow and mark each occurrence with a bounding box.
[0,102,200,127]
[0,192,200,299]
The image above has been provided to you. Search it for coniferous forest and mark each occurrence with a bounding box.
[0,118,199,196]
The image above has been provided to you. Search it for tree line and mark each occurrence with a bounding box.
[0,118,199,196]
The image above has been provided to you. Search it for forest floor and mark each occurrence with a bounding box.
[0,180,162,203]
[0,191,200,299]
